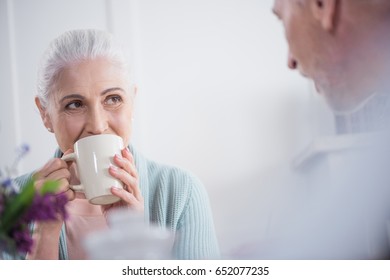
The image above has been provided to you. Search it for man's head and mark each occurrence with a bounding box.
[273,0,390,112]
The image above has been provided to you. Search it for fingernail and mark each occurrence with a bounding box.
[110,165,118,173]
[125,149,134,159]
[115,154,123,162]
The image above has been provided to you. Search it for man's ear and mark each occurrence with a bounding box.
[311,0,338,32]
[35,96,53,132]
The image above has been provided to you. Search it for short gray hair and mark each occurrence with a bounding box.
[37,29,130,108]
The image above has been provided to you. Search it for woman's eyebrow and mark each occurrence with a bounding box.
[59,93,84,103]
[59,88,125,103]
[101,87,126,96]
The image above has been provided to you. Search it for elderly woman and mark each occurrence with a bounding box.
[17,29,219,260]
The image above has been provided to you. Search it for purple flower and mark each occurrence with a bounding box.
[15,144,30,160]
[1,144,69,256]
[9,226,33,254]
[8,144,31,176]
[2,192,69,254]
[1,178,13,189]
[54,193,69,220]
[23,192,68,223]
[19,144,30,154]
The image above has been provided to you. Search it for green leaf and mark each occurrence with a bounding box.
[39,180,60,195]
[0,179,35,233]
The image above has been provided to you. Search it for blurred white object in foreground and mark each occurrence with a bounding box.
[83,208,174,259]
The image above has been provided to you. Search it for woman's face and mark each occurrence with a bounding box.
[40,58,135,153]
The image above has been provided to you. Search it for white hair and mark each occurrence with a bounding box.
[37,29,130,108]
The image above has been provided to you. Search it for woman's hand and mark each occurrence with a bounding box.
[33,149,76,203]
[27,150,75,259]
[102,148,144,216]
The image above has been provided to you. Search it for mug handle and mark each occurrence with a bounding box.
[61,153,84,192]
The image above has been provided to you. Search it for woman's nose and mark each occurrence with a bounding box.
[86,105,109,135]
[288,52,298,70]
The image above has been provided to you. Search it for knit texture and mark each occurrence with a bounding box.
[14,145,220,260]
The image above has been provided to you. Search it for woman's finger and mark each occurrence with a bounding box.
[34,158,69,179]
[111,150,141,198]
[108,165,141,199]
[113,151,138,179]
[110,186,144,212]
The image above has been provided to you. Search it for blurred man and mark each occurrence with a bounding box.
[273,0,390,114]
[264,0,390,259]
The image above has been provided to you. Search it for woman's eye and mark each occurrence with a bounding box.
[65,100,83,110]
[105,95,123,106]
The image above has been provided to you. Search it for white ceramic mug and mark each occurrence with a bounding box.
[62,134,124,205]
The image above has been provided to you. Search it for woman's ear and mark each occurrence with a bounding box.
[311,0,338,32]
[35,96,53,132]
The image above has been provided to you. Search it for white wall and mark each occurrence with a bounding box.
[0,0,334,258]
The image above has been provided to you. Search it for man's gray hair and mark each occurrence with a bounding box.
[37,29,129,108]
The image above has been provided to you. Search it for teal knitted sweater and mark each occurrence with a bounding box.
[15,146,220,260]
